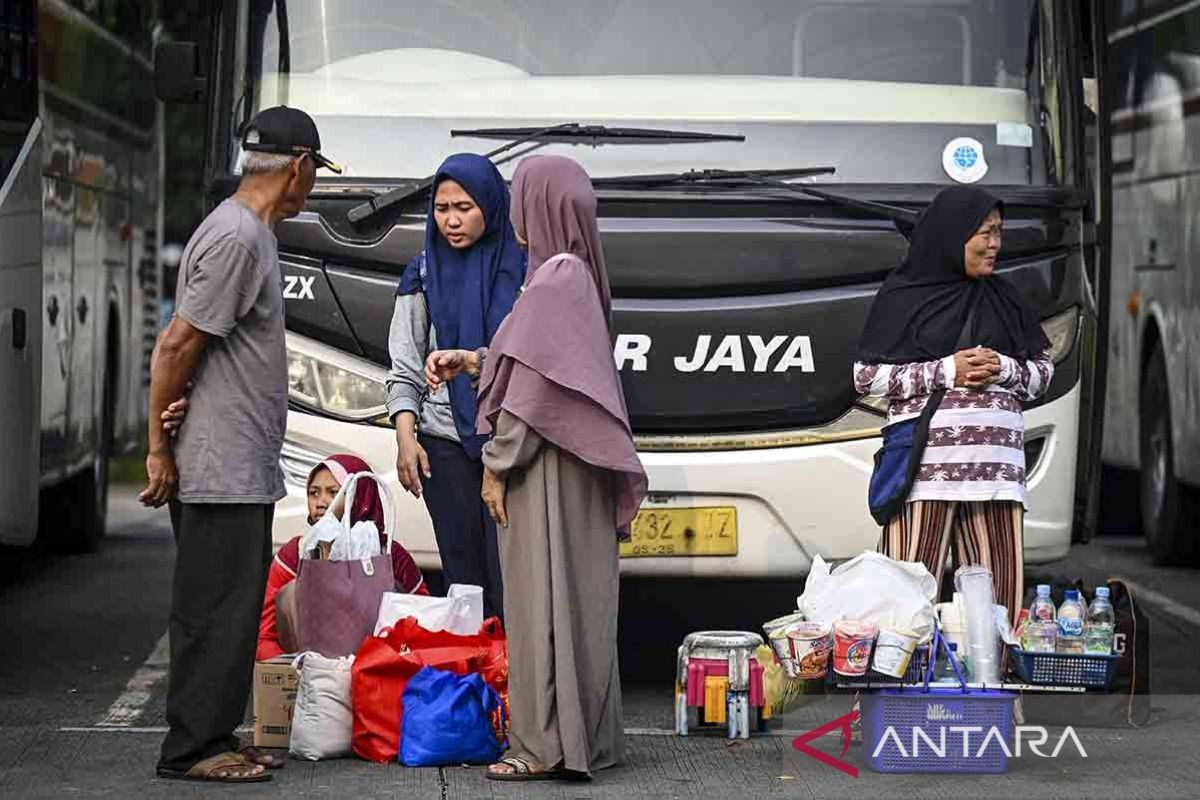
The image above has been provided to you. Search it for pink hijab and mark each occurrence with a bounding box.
[477,155,647,531]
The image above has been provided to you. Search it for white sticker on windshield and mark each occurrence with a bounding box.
[996,122,1033,148]
[942,138,988,184]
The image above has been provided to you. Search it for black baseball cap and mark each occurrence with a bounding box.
[241,106,343,174]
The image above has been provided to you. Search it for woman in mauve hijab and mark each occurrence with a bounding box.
[426,155,647,782]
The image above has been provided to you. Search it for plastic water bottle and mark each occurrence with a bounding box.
[1085,587,1116,655]
[1056,589,1086,654]
[1027,584,1057,653]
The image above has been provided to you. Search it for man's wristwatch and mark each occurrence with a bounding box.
[473,347,488,378]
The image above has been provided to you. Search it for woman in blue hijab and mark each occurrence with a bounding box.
[386,154,526,620]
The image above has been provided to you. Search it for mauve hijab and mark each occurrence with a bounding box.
[477,156,647,531]
[509,154,613,319]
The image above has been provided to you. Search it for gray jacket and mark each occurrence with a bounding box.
[385,292,460,442]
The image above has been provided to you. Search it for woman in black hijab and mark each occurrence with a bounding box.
[854,186,1053,627]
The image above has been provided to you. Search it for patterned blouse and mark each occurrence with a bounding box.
[853,352,1054,507]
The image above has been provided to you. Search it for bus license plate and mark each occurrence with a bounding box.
[620,507,738,558]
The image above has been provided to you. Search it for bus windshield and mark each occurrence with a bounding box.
[236,0,1059,185]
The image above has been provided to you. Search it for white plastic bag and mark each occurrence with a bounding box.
[288,652,354,761]
[447,584,485,627]
[298,474,387,561]
[798,551,938,642]
[374,584,483,636]
[330,520,382,561]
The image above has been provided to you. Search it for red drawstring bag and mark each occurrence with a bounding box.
[351,616,508,763]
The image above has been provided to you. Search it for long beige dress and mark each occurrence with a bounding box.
[481,409,624,774]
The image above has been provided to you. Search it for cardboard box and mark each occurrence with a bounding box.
[252,657,299,748]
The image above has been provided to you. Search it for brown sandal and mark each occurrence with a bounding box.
[238,745,285,769]
[487,756,586,782]
[156,752,272,783]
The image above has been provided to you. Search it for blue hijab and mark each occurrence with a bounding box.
[396,154,526,458]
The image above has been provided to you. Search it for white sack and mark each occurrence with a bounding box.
[289,652,355,761]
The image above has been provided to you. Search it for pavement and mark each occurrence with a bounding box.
[2,484,1199,799]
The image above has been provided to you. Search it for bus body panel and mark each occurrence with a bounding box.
[198,0,1098,572]
[269,202,1089,574]
[2,0,160,546]
[0,123,44,546]
[270,385,1078,574]
[1104,0,1200,487]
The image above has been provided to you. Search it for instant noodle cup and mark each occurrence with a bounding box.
[787,622,833,679]
[832,619,878,676]
[871,628,918,679]
[762,612,806,676]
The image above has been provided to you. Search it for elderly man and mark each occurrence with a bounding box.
[141,107,340,784]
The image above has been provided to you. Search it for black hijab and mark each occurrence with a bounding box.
[856,186,1050,364]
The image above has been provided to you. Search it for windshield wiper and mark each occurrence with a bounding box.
[594,167,919,234]
[348,123,746,224]
[347,123,580,223]
[591,166,835,188]
[449,123,746,145]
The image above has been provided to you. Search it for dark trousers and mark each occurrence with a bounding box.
[419,434,504,621]
[158,502,273,771]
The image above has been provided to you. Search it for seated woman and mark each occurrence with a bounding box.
[257,454,427,661]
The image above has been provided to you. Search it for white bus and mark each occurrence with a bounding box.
[1,0,162,550]
[163,0,1105,576]
[1106,0,1200,564]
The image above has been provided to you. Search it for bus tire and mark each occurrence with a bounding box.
[1139,342,1196,564]
[39,353,112,553]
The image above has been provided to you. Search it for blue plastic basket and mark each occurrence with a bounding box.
[862,629,1015,774]
[1009,646,1119,689]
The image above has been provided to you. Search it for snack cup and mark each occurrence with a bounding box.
[832,619,878,676]
[872,628,918,678]
[787,622,833,679]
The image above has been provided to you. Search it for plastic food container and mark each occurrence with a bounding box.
[832,619,878,676]
[787,622,833,679]
[871,628,919,678]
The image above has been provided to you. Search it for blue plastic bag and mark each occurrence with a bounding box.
[399,666,506,767]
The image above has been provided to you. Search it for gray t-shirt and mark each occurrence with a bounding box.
[173,198,287,504]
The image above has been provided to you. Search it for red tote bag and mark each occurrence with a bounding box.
[351,616,508,763]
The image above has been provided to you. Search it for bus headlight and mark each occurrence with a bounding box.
[285,332,389,422]
[1041,306,1079,364]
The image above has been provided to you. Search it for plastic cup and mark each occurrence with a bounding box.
[832,619,878,676]
[787,622,833,679]
[872,628,919,679]
[954,566,1001,684]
